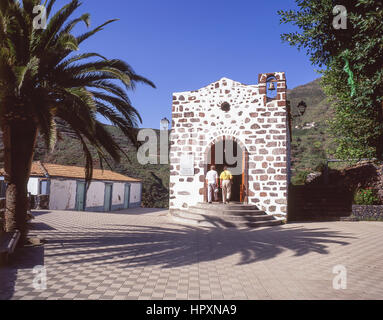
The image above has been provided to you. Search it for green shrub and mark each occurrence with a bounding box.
[291,171,310,185]
[354,188,380,205]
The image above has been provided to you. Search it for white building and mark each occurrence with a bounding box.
[1,162,142,212]
[169,72,290,217]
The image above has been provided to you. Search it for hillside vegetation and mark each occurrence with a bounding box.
[0,78,336,207]
[288,78,337,184]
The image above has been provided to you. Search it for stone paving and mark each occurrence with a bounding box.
[0,208,383,300]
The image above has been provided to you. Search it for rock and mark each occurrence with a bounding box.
[305,172,322,184]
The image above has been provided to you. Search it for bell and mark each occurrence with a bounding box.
[268,81,276,91]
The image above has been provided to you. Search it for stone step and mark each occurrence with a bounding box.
[172,212,282,229]
[177,210,275,223]
[193,203,259,211]
[188,207,266,217]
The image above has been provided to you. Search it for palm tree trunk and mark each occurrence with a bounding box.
[2,119,38,242]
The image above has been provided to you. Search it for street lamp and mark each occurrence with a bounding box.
[296,101,307,117]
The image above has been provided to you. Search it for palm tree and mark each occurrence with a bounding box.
[0,0,155,241]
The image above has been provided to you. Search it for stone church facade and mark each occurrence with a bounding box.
[169,72,291,217]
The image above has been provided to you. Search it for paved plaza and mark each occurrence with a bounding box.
[0,209,382,300]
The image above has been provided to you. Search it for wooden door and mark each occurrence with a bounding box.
[104,183,113,212]
[240,150,248,203]
[124,183,131,209]
[75,182,86,211]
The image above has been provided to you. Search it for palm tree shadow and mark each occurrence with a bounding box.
[44,225,354,268]
[0,246,44,300]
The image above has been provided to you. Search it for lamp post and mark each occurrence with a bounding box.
[160,118,170,131]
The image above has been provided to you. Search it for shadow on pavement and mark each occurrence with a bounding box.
[42,225,354,268]
[0,245,44,300]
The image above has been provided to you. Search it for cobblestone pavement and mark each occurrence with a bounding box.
[1,209,382,300]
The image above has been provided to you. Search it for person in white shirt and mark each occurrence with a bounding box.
[206,165,219,204]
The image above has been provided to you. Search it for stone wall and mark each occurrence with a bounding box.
[352,205,383,220]
[169,72,290,216]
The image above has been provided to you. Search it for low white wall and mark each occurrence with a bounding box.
[47,179,142,211]
[49,179,77,210]
[86,181,105,210]
[130,183,142,206]
[112,182,125,208]
[27,178,39,196]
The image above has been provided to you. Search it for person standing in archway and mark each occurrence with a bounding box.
[220,166,233,204]
[206,165,219,204]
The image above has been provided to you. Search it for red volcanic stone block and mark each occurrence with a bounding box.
[255,139,266,144]
[260,192,267,197]
[267,168,276,174]
[179,95,185,101]
[267,142,277,147]
[184,112,194,117]
[253,183,261,191]
[253,156,264,161]
[278,101,286,107]
[259,149,268,155]
[274,162,286,168]
[250,113,258,118]
[259,87,267,94]
[275,175,286,181]
[272,148,286,155]
[260,175,268,181]
[188,96,196,101]
[253,170,265,174]
[251,124,261,130]
[267,118,278,123]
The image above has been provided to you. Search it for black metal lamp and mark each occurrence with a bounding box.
[297,101,307,117]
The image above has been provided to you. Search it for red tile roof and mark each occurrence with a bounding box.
[1,162,141,183]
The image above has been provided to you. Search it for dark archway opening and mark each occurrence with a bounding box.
[205,138,248,203]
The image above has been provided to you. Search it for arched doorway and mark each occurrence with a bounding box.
[205,137,249,203]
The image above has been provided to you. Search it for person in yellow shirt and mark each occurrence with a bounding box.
[220,166,233,204]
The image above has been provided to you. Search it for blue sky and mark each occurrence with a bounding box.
[54,0,320,129]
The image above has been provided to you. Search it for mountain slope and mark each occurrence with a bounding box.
[0,78,333,207]
[287,78,334,182]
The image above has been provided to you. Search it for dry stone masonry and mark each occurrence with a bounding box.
[169,72,291,217]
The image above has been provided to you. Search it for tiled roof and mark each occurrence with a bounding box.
[1,162,141,183]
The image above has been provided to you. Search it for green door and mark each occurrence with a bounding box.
[124,183,131,209]
[104,183,113,212]
[75,182,86,211]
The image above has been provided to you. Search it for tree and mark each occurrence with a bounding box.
[0,0,155,241]
[279,0,383,160]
